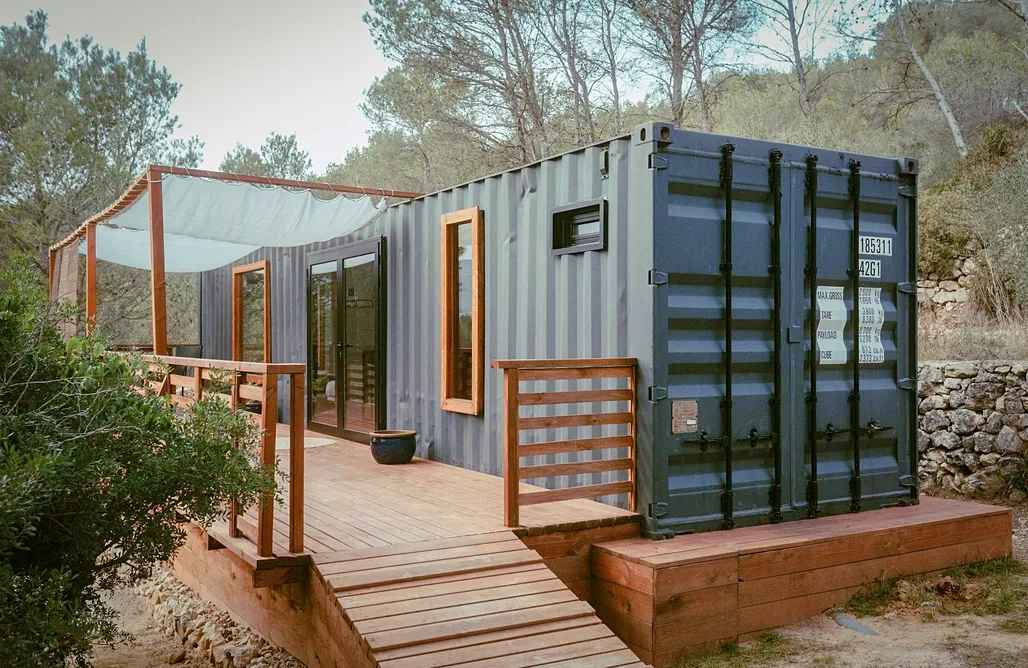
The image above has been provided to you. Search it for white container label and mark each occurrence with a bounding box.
[816,286,847,365]
[859,287,885,364]
[858,259,881,279]
[859,235,892,256]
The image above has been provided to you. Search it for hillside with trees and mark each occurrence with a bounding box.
[2,1,1027,354]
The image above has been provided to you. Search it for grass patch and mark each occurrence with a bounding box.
[844,576,897,616]
[673,632,798,667]
[843,558,1028,631]
[1001,615,1028,634]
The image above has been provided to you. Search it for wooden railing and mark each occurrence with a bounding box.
[491,358,637,528]
[142,355,306,558]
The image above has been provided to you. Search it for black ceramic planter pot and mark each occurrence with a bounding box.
[369,430,417,465]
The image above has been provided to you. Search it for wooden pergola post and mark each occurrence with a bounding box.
[48,247,56,298]
[147,166,168,355]
[85,223,97,333]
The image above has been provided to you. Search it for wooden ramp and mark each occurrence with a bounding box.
[312,532,649,667]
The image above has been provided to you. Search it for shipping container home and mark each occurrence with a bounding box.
[193,122,919,537]
[52,123,1014,667]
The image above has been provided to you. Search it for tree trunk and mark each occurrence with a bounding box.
[691,42,715,132]
[671,31,686,127]
[892,0,967,157]
[598,0,623,134]
[786,0,813,117]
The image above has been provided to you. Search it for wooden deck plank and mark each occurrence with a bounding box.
[361,600,597,651]
[328,551,545,592]
[372,617,604,663]
[314,532,514,566]
[457,636,630,667]
[377,622,613,668]
[355,589,581,634]
[346,579,567,622]
[318,538,526,576]
[333,564,550,601]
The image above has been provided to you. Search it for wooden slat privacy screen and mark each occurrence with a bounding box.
[142,355,305,557]
[491,358,637,527]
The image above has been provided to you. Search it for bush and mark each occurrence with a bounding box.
[0,258,276,666]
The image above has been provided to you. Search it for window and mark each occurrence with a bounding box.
[441,206,484,415]
[551,198,607,255]
[233,260,271,362]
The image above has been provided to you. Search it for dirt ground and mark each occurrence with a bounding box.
[766,613,1028,668]
[92,584,182,668]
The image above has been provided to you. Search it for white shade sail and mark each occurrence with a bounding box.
[79,174,386,272]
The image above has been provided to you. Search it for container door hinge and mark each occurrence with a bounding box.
[899,474,917,488]
[648,270,668,286]
[898,186,917,199]
[898,282,916,294]
[898,377,915,391]
[648,501,669,519]
[648,386,668,403]
[648,153,668,170]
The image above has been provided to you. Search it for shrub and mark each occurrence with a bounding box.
[0,258,276,666]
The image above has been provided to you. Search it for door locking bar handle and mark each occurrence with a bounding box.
[816,422,851,441]
[735,426,776,448]
[864,419,894,438]
[681,430,730,452]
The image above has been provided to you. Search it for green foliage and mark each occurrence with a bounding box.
[0,10,201,270]
[220,132,314,181]
[0,257,275,666]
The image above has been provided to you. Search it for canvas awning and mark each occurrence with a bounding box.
[70,169,402,273]
[49,165,420,349]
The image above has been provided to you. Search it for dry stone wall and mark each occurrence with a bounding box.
[918,360,1028,499]
[917,252,975,315]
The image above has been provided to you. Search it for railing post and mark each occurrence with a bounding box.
[627,365,636,513]
[502,367,520,527]
[228,370,242,538]
[257,372,278,558]
[288,372,304,553]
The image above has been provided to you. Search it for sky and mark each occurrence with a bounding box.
[0,0,393,172]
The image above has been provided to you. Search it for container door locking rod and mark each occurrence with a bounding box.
[804,154,820,518]
[768,149,784,523]
[848,160,862,513]
[720,143,736,530]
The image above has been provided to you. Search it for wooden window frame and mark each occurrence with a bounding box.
[440,207,484,415]
[233,260,272,363]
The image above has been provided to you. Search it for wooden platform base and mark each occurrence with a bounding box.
[590,497,1013,667]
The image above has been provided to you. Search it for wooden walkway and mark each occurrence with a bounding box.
[313,532,647,667]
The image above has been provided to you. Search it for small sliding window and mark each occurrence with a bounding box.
[551,198,607,255]
[233,260,271,362]
[440,206,484,415]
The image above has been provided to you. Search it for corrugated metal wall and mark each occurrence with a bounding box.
[202,136,636,483]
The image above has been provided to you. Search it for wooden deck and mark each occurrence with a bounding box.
[172,427,1012,667]
[214,425,638,563]
[183,426,647,666]
[590,497,1013,666]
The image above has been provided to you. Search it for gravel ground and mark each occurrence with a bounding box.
[94,569,300,668]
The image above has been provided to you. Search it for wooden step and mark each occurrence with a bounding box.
[314,531,650,666]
